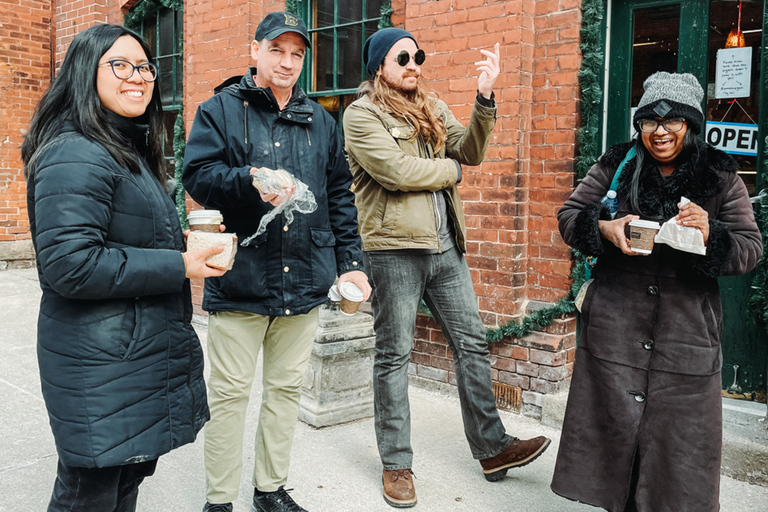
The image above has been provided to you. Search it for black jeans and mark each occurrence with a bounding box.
[47,458,158,512]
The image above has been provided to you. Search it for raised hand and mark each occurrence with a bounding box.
[476,42,501,99]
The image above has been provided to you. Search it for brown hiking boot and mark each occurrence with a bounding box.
[382,469,417,508]
[480,436,552,482]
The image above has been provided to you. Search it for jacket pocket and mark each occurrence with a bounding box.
[310,228,336,293]
[122,300,141,360]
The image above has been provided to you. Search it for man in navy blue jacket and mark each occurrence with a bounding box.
[183,12,370,512]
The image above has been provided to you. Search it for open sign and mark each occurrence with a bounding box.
[705,121,758,156]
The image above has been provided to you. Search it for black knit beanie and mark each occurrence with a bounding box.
[363,28,418,77]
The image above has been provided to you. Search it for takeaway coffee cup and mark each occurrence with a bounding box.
[338,282,364,315]
[187,209,223,232]
[628,219,661,254]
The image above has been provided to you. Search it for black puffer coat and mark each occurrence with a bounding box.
[27,119,209,468]
[182,69,364,317]
[552,142,762,511]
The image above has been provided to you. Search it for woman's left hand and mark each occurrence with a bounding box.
[676,201,709,245]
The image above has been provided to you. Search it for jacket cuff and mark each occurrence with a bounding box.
[571,202,610,256]
[476,90,495,107]
[691,219,733,278]
[453,159,462,183]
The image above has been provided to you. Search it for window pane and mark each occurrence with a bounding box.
[158,56,173,105]
[338,0,362,24]
[338,23,364,89]
[366,0,386,20]
[159,9,174,56]
[144,15,157,53]
[316,0,334,28]
[631,6,680,107]
[315,29,334,91]
[706,0,762,195]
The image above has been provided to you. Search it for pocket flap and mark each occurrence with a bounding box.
[310,228,336,247]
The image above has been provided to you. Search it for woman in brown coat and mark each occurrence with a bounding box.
[552,72,762,511]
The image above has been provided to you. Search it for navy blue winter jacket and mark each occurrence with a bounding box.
[182,69,364,316]
[27,117,209,468]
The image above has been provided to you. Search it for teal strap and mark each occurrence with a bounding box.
[610,145,635,192]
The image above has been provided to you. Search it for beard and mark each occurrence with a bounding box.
[381,71,420,95]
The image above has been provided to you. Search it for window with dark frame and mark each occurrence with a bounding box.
[300,0,386,132]
[137,7,183,177]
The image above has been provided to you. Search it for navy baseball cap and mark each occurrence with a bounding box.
[254,12,311,48]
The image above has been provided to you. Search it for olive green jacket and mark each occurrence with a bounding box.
[343,93,496,252]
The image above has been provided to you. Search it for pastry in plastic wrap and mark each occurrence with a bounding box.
[251,167,295,195]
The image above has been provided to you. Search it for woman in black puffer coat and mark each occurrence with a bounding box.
[22,24,226,512]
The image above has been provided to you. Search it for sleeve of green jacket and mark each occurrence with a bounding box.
[443,97,497,166]
[344,97,495,193]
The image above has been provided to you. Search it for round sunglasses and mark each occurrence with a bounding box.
[395,49,426,67]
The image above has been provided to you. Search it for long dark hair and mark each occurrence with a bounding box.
[628,128,702,218]
[22,24,165,182]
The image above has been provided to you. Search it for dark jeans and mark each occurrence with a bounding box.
[366,247,513,470]
[48,458,158,512]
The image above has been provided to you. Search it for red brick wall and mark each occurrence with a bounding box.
[527,0,581,303]
[0,0,52,254]
[54,0,110,70]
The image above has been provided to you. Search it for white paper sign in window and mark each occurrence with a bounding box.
[715,47,752,99]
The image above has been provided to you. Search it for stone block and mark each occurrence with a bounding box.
[299,305,376,428]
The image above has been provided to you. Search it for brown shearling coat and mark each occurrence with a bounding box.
[552,141,762,511]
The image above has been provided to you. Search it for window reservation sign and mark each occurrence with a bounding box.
[705,121,758,156]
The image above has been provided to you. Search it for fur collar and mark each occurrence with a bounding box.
[599,141,738,220]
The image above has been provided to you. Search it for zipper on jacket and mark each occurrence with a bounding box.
[305,127,311,146]
[243,100,249,145]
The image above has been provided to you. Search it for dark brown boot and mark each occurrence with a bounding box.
[480,436,551,482]
[382,469,417,508]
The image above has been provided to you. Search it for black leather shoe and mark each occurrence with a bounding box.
[203,503,233,512]
[251,486,308,512]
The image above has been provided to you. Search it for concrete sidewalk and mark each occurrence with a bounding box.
[1,267,767,511]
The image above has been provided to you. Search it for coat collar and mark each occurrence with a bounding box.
[601,140,738,220]
[216,67,314,123]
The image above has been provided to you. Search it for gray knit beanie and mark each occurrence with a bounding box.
[633,72,705,134]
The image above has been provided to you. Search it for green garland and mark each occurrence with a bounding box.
[124,0,182,31]
[173,113,188,230]
[379,1,394,29]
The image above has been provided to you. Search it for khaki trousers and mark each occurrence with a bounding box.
[204,308,319,503]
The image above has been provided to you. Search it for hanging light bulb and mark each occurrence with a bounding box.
[726,1,745,48]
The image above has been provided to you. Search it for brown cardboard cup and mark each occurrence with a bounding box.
[338,282,364,315]
[188,209,223,232]
[629,219,661,254]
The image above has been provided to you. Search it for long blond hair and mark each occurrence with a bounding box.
[363,74,447,152]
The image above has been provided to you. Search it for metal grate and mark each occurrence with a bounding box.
[493,382,522,413]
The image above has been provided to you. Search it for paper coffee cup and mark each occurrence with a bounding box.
[188,209,223,232]
[338,282,364,315]
[629,219,661,254]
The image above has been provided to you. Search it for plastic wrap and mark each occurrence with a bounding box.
[241,167,318,246]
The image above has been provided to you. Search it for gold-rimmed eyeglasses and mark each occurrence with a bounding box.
[99,59,158,82]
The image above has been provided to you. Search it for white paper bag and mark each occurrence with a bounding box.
[654,197,707,255]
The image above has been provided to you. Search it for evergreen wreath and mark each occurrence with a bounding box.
[123,0,182,31]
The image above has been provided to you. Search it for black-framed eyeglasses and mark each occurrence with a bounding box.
[395,49,426,67]
[637,118,686,133]
[99,59,158,82]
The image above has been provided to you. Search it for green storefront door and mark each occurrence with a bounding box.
[605,0,768,397]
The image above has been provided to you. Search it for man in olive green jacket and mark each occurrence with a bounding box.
[343,28,551,509]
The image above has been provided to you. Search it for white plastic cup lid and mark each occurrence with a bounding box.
[339,282,363,302]
[188,209,223,225]
[328,284,341,302]
[629,219,660,230]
